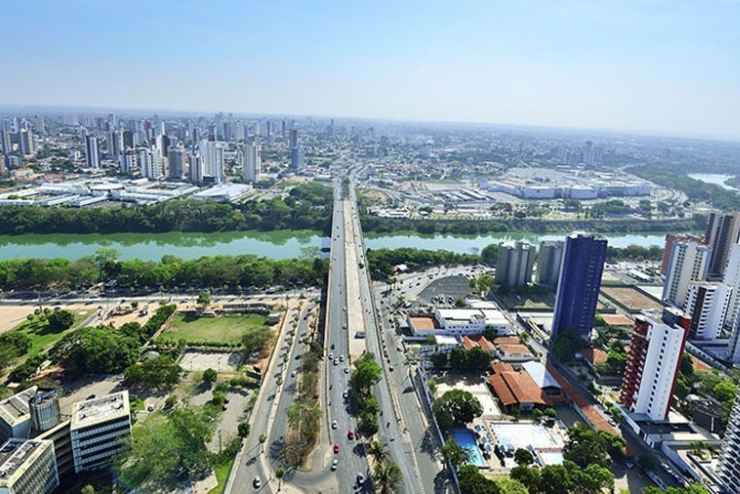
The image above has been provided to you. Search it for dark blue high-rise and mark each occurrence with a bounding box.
[551,233,607,340]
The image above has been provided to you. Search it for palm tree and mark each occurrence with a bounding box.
[441,438,469,470]
[367,440,388,464]
[373,460,402,494]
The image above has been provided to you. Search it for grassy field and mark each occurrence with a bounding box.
[13,310,92,356]
[159,313,268,344]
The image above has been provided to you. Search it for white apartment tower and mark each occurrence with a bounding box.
[684,282,732,340]
[198,140,224,184]
[243,141,261,183]
[662,239,711,308]
[620,316,687,421]
[495,241,535,288]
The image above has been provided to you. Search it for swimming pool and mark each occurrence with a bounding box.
[450,426,486,467]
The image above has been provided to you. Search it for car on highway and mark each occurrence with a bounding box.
[347,430,354,440]
[253,478,262,489]
[334,444,340,454]
[344,368,349,374]
[331,458,338,471]
[329,352,334,360]
[356,473,365,486]
[342,390,349,399]
[339,355,344,362]
[333,358,339,365]
[332,420,338,429]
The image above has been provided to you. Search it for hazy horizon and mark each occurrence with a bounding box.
[3,1,740,141]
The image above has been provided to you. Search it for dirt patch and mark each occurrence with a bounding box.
[601,286,662,312]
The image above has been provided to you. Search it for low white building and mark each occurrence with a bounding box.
[409,308,512,337]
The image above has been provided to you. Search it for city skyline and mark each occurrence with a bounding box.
[2,1,740,140]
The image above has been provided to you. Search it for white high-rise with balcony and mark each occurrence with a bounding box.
[684,282,732,340]
[662,239,711,308]
[719,396,740,493]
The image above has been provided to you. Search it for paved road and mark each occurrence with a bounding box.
[346,180,442,494]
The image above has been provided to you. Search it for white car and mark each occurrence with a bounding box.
[332,420,338,429]
[331,458,338,471]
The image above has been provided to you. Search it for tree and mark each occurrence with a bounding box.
[238,421,250,438]
[433,390,483,430]
[125,355,181,389]
[563,424,611,468]
[202,368,218,386]
[643,484,709,494]
[430,352,448,369]
[351,352,382,395]
[196,290,211,310]
[441,438,469,469]
[373,460,402,494]
[81,485,96,494]
[458,464,501,494]
[514,448,534,467]
[52,327,139,374]
[46,309,75,332]
[368,440,388,464]
[116,406,212,489]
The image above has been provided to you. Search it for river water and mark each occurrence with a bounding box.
[0,230,672,261]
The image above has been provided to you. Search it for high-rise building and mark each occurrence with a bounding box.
[289,129,302,170]
[719,396,740,493]
[119,150,136,176]
[536,240,564,288]
[167,148,185,180]
[0,439,59,494]
[722,244,740,330]
[662,239,711,308]
[551,233,607,339]
[243,141,261,183]
[495,241,535,288]
[661,233,704,276]
[84,134,99,169]
[70,391,131,473]
[705,212,740,278]
[197,140,224,184]
[684,282,732,340]
[18,129,33,156]
[138,148,160,180]
[107,130,120,157]
[0,129,12,155]
[620,315,687,421]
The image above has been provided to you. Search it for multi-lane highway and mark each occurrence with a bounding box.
[228,176,446,493]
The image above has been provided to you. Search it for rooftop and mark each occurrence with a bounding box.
[409,316,437,331]
[0,439,51,484]
[70,391,130,431]
[0,387,37,427]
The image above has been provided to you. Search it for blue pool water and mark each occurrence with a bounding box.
[450,427,486,467]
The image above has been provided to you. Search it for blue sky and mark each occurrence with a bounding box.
[2,1,740,139]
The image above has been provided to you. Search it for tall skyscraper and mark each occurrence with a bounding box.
[167,148,185,180]
[662,239,711,308]
[705,212,740,278]
[495,241,535,288]
[683,282,732,340]
[197,140,224,184]
[536,240,564,288]
[0,129,12,155]
[719,396,740,492]
[138,148,160,179]
[19,129,34,156]
[243,141,261,183]
[84,134,100,169]
[289,129,303,170]
[551,233,607,339]
[119,150,136,176]
[108,130,120,157]
[620,315,687,421]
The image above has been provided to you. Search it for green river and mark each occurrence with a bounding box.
[0,230,669,261]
